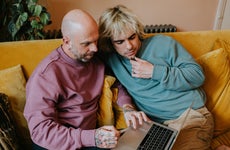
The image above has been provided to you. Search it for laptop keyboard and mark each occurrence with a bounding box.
[137,124,174,150]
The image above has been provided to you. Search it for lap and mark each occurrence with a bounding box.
[164,107,214,150]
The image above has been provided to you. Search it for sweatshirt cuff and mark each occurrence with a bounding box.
[152,64,166,81]
[81,129,96,147]
[117,95,132,107]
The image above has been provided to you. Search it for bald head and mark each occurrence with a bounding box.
[60,9,99,62]
[61,9,97,38]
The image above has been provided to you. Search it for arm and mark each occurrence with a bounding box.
[24,74,96,149]
[130,35,205,91]
[113,80,150,129]
[25,74,122,149]
[152,36,205,91]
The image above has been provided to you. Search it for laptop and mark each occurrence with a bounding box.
[113,101,194,150]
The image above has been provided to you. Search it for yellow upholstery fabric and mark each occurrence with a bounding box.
[213,39,230,53]
[146,30,230,58]
[111,88,127,129]
[1,30,230,148]
[0,65,31,149]
[97,75,127,129]
[211,130,230,150]
[197,44,230,137]
[97,75,115,127]
[0,39,62,79]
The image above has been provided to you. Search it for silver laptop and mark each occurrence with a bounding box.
[113,101,194,150]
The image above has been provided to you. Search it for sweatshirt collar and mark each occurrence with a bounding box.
[57,46,88,67]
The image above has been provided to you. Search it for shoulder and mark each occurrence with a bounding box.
[143,34,181,49]
[31,48,60,78]
[146,34,177,42]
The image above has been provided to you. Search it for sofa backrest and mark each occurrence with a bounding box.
[0,30,229,79]
[0,39,62,79]
[146,30,230,58]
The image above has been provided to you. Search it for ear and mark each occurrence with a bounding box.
[63,36,70,44]
[62,36,72,49]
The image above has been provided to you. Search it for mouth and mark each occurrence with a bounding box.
[126,52,136,59]
[86,52,95,57]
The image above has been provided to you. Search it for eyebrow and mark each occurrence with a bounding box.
[112,33,136,42]
[80,41,90,45]
[80,40,95,46]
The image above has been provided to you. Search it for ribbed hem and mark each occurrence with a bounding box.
[81,129,96,147]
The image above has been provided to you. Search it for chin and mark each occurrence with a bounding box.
[81,57,93,62]
[81,58,90,62]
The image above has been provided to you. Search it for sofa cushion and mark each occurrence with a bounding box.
[97,75,127,129]
[0,93,20,150]
[97,75,115,127]
[211,130,230,150]
[111,88,127,129]
[196,40,230,137]
[213,39,230,53]
[0,65,31,149]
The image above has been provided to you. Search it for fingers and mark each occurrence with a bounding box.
[130,58,154,78]
[134,111,149,126]
[130,114,138,129]
[134,112,143,125]
[130,57,142,62]
[139,111,151,123]
[125,111,150,129]
[95,126,120,148]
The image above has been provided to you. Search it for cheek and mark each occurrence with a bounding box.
[114,45,125,54]
[133,38,141,47]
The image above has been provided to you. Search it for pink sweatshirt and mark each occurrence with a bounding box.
[24,47,132,149]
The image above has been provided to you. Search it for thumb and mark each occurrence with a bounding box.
[134,57,143,62]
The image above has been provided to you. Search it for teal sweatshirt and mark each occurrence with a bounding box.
[107,34,206,123]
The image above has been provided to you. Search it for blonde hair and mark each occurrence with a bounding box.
[98,5,144,52]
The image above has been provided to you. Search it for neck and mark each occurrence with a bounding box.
[61,44,75,59]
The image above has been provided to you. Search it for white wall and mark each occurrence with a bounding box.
[221,0,230,29]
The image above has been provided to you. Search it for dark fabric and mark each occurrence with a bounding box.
[32,141,109,150]
[0,93,20,150]
[32,142,47,150]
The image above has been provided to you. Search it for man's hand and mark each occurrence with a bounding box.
[130,57,154,79]
[123,104,150,129]
[95,126,120,148]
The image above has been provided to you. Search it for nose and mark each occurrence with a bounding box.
[126,40,132,50]
[90,42,98,52]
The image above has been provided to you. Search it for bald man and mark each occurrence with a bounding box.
[23,9,147,150]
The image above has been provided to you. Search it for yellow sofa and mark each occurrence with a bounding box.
[0,30,229,149]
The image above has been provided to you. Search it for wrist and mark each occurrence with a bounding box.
[123,104,135,113]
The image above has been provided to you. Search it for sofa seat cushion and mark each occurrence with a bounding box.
[196,39,230,137]
[211,130,230,150]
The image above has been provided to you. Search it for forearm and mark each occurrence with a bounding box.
[25,110,96,149]
[152,63,205,91]
[113,81,133,107]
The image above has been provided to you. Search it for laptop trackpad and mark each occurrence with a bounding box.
[113,122,153,150]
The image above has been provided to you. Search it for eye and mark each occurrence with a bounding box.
[129,34,136,40]
[81,42,90,47]
[114,40,124,45]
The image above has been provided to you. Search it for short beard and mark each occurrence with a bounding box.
[80,57,90,62]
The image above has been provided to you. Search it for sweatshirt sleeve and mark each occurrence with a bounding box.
[112,80,133,107]
[150,35,205,91]
[24,72,96,150]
